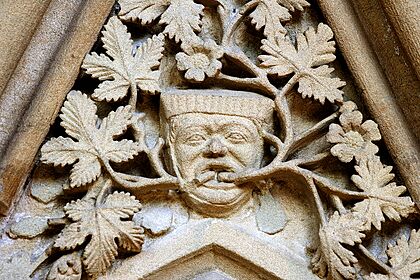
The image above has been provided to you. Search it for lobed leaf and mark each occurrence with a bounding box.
[54,222,89,250]
[351,157,415,230]
[277,0,310,12]
[82,53,117,81]
[91,78,130,102]
[312,212,366,280]
[41,137,89,167]
[82,17,164,100]
[41,91,144,188]
[59,91,97,142]
[259,23,345,103]
[249,0,310,39]
[160,0,204,47]
[69,155,102,188]
[118,0,171,24]
[83,215,119,276]
[56,190,143,277]
[298,66,345,104]
[101,16,133,66]
[101,191,142,218]
[250,0,290,38]
[135,34,165,71]
[98,105,133,140]
[365,230,420,279]
[296,23,336,67]
[64,198,96,222]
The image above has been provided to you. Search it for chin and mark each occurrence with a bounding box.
[182,181,252,218]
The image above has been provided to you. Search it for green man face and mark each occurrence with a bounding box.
[170,113,265,217]
[160,89,274,217]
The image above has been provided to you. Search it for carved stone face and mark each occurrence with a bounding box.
[170,113,265,217]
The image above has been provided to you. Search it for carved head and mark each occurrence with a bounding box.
[160,90,274,217]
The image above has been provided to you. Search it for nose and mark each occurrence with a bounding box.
[203,137,228,158]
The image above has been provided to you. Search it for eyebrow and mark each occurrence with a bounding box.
[175,122,258,139]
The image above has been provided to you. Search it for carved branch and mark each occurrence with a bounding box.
[146,138,171,178]
[129,82,138,110]
[102,159,178,195]
[222,47,277,96]
[306,176,328,225]
[357,244,393,275]
[285,111,339,159]
[275,95,293,154]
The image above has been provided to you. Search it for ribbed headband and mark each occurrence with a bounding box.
[160,89,275,126]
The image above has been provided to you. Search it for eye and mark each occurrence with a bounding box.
[226,131,247,143]
[185,133,206,145]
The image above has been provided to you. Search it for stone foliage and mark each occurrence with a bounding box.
[3,0,418,279]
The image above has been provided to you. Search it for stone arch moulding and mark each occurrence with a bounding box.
[0,0,418,280]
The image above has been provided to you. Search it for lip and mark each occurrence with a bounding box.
[195,169,237,190]
[195,161,238,182]
[201,179,237,190]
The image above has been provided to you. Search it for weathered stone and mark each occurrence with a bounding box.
[0,0,419,279]
[30,183,63,204]
[8,216,49,239]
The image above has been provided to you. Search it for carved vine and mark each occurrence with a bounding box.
[16,0,418,279]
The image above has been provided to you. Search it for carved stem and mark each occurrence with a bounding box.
[275,95,293,155]
[93,178,112,207]
[309,170,412,204]
[129,83,138,110]
[130,113,146,142]
[357,244,394,275]
[215,73,275,96]
[306,176,327,225]
[331,195,346,214]
[102,159,178,195]
[278,73,300,98]
[290,152,331,167]
[284,111,339,159]
[221,6,245,47]
[146,138,170,177]
[222,48,277,95]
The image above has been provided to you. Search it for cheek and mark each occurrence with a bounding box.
[174,143,202,162]
[231,142,264,166]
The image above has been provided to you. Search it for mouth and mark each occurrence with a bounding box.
[194,163,238,189]
[195,163,233,178]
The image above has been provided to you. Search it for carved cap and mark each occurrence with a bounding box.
[160,89,275,126]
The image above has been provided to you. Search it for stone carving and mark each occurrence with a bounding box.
[2,1,418,279]
[365,229,420,280]
[160,90,274,217]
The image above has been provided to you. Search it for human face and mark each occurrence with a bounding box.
[170,113,264,217]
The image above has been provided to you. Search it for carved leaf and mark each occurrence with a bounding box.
[54,222,90,250]
[160,0,204,47]
[259,23,344,103]
[40,137,89,167]
[59,91,97,142]
[41,91,142,188]
[98,106,132,139]
[365,230,420,280]
[118,0,171,24]
[298,66,346,104]
[82,17,164,101]
[249,0,291,38]
[55,191,143,276]
[119,0,203,49]
[277,0,311,11]
[312,212,366,280]
[69,155,102,187]
[249,0,310,38]
[351,156,415,231]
